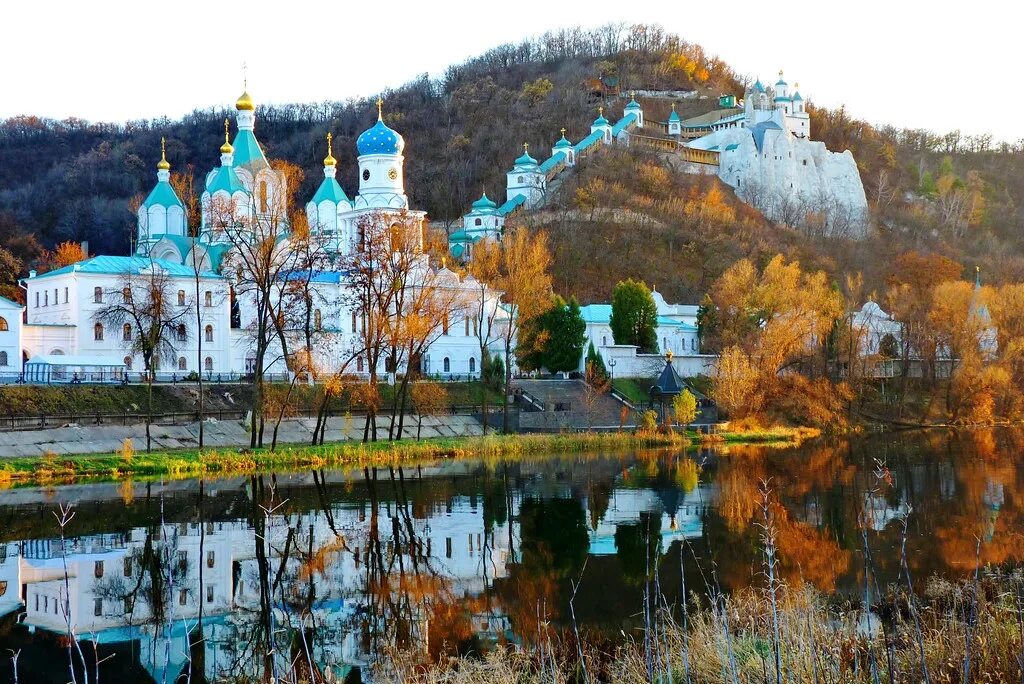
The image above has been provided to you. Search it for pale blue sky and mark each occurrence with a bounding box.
[2,0,1017,140]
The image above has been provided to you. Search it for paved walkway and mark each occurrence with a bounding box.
[0,414,484,458]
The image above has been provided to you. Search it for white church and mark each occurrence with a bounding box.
[4,91,503,382]
[447,71,869,258]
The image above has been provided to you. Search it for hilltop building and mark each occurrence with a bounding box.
[448,71,869,259]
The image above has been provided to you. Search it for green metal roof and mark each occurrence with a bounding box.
[231,129,270,171]
[498,194,527,216]
[29,255,223,281]
[206,165,247,195]
[311,176,350,205]
[539,151,566,173]
[152,234,195,262]
[514,150,538,166]
[142,179,184,209]
[0,295,22,308]
[471,192,498,210]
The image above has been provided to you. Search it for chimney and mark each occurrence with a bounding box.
[80,241,89,258]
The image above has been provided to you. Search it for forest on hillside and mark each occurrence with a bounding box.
[1,23,1023,307]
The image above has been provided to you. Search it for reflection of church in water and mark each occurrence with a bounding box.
[0,461,709,681]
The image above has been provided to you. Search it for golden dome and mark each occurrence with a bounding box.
[156,137,170,170]
[220,118,234,154]
[235,90,254,111]
[324,132,337,166]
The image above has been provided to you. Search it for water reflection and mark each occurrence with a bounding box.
[0,429,1022,682]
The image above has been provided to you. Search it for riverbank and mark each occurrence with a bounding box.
[378,574,1024,684]
[0,427,810,485]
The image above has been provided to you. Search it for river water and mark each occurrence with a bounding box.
[0,429,1018,682]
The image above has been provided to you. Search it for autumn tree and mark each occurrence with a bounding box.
[707,255,845,424]
[610,278,658,353]
[411,380,448,439]
[94,261,190,451]
[673,388,697,429]
[493,226,553,432]
[50,241,86,268]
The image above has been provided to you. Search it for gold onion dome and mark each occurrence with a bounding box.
[235,90,254,111]
[156,137,170,170]
[324,132,337,166]
[220,119,234,154]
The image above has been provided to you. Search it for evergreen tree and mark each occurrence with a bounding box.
[542,295,587,373]
[610,279,659,353]
[585,341,608,380]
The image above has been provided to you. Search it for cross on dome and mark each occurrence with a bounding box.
[157,137,170,170]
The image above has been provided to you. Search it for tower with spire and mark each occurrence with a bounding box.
[305,132,352,252]
[352,97,408,210]
[505,143,545,209]
[136,137,186,255]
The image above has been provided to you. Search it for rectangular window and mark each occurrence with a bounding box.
[124,597,133,613]
[34,594,38,611]
[177,551,188,574]
[207,550,215,568]
[64,287,68,303]
[206,585,214,604]
[179,589,188,606]
[124,557,132,577]
[35,292,39,308]
[94,560,104,578]
[94,598,102,616]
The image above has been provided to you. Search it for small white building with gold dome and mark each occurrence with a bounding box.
[11,90,501,382]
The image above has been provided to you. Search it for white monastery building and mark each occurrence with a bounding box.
[8,91,503,381]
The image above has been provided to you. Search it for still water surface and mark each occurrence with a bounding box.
[0,429,1019,682]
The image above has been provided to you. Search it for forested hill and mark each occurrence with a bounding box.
[2,23,1024,305]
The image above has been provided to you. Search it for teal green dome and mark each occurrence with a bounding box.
[593,113,609,126]
[625,96,641,110]
[514,149,538,166]
[554,134,572,148]
[472,192,497,210]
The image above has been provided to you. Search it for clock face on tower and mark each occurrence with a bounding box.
[387,167,398,181]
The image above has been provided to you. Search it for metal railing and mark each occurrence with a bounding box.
[1,403,501,432]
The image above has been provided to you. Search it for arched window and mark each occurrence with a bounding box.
[122,288,132,303]
[177,324,187,341]
[123,324,132,341]
[204,291,212,307]
[314,309,322,330]
[259,180,268,212]
[205,357,213,371]
[474,218,482,226]
[443,357,450,373]
[124,356,132,370]
[0,317,7,331]
[0,351,7,367]
[602,335,607,346]
[178,357,187,371]
[469,357,476,373]
[94,323,104,341]
[177,290,186,306]
[517,176,524,183]
[205,325,214,342]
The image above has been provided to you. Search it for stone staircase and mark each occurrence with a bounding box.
[514,379,634,431]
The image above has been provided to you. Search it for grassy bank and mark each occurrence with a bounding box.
[378,573,1024,683]
[0,427,811,486]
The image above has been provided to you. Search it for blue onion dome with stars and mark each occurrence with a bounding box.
[356,97,405,156]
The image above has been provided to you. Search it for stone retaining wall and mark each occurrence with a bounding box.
[0,414,484,458]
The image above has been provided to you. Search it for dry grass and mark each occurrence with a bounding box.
[373,573,1024,684]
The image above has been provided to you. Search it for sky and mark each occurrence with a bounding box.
[2,0,1019,141]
